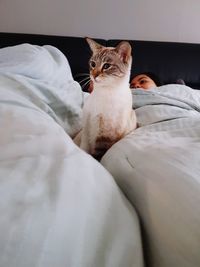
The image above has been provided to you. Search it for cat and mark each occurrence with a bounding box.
[74,37,137,160]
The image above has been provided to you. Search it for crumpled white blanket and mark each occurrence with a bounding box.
[0,43,84,137]
[0,44,144,267]
[101,84,200,267]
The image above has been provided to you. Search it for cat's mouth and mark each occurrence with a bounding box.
[91,76,102,83]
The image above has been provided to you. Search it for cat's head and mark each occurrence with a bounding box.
[86,37,132,88]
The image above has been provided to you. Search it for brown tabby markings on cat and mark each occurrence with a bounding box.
[74,37,137,160]
[91,114,125,159]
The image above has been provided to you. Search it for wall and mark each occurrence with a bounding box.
[0,0,200,43]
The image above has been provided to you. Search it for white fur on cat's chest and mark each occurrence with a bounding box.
[83,86,132,119]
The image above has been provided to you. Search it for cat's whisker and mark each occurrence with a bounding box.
[79,76,90,85]
[81,79,91,90]
[74,73,90,78]
[81,78,91,88]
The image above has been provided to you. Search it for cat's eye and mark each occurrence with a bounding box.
[102,63,111,70]
[90,61,96,68]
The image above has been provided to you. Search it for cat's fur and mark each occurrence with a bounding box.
[74,38,137,160]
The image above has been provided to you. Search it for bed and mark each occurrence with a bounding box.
[0,32,200,267]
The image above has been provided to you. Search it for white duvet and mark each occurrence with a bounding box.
[101,85,200,267]
[0,44,144,267]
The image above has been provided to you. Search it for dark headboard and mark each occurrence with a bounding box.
[1,32,200,89]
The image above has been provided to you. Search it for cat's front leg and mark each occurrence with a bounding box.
[79,128,91,154]
[73,129,91,154]
[73,130,82,146]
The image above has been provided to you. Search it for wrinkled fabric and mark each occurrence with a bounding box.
[102,84,200,267]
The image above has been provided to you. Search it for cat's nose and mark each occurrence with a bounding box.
[92,70,101,79]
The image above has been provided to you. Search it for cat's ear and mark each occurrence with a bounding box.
[86,37,103,54]
[115,41,132,64]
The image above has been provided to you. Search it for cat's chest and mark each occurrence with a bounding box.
[84,96,130,138]
[83,88,132,118]
[94,113,124,135]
